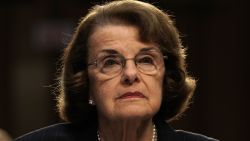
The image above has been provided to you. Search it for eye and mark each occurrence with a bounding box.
[137,56,155,65]
[101,56,121,67]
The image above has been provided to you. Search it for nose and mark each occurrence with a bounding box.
[121,60,139,85]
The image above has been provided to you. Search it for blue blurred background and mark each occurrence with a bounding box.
[0,0,249,140]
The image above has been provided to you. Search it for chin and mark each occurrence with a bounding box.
[115,106,155,120]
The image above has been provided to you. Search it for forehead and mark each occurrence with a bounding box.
[88,24,159,56]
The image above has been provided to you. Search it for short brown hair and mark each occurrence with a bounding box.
[57,0,196,123]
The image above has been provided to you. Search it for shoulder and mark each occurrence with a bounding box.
[175,130,219,141]
[14,122,97,141]
[155,120,219,141]
[14,123,73,141]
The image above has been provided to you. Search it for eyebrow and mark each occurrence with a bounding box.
[99,49,119,54]
[139,47,158,52]
[99,47,158,55]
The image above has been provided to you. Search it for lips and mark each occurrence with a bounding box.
[118,91,145,99]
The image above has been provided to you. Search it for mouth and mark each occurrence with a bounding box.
[118,91,146,99]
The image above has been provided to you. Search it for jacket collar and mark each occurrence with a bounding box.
[155,120,178,141]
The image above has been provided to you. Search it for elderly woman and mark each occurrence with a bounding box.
[15,0,218,141]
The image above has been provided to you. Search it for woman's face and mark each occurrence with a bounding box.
[87,24,165,121]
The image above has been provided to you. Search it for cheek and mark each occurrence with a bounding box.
[88,74,119,103]
[152,75,164,111]
[143,71,165,103]
[89,77,121,118]
[155,69,165,94]
[145,71,164,92]
[149,78,163,103]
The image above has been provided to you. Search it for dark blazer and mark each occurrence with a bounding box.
[15,120,218,141]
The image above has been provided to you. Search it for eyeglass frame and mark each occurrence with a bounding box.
[87,49,168,77]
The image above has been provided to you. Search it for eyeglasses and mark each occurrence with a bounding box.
[88,50,167,77]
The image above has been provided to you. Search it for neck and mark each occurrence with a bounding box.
[97,117,155,141]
